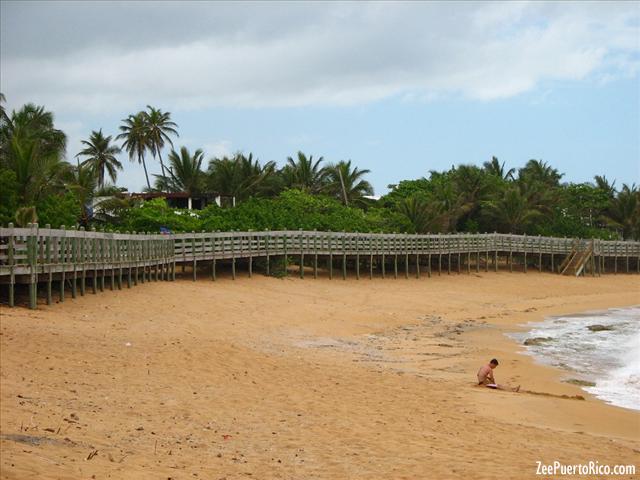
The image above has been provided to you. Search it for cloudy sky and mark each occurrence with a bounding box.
[1,1,638,193]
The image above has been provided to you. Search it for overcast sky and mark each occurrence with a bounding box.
[1,1,638,193]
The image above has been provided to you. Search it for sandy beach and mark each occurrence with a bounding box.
[1,271,639,479]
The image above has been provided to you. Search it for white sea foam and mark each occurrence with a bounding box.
[509,307,640,411]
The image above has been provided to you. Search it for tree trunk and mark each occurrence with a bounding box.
[140,153,151,190]
[158,149,168,184]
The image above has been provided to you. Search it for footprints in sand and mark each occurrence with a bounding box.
[292,315,483,378]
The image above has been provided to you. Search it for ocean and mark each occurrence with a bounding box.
[509,306,640,411]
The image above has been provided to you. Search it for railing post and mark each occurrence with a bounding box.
[248,230,253,278]
[27,223,39,309]
[427,234,432,278]
[126,232,132,288]
[355,233,360,280]
[116,231,123,288]
[313,230,318,279]
[79,227,86,296]
[7,223,15,307]
[44,224,52,305]
[393,233,398,279]
[381,235,386,279]
[70,225,78,298]
[59,226,66,302]
[369,232,374,280]
[523,233,528,274]
[282,232,287,277]
[404,233,409,279]
[91,227,98,293]
[265,229,270,276]
[211,232,216,281]
[192,231,197,281]
[328,231,333,280]
[299,228,304,279]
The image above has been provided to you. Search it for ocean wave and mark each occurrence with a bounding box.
[509,306,640,411]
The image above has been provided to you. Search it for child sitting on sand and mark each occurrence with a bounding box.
[477,358,520,392]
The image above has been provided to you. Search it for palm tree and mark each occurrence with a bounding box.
[66,163,98,226]
[0,93,7,127]
[481,185,543,233]
[325,160,373,207]
[452,165,493,219]
[144,106,178,182]
[2,103,66,160]
[155,146,205,195]
[282,151,328,194]
[518,159,563,187]
[117,112,152,189]
[208,153,278,201]
[483,156,515,181]
[76,129,122,188]
[427,171,468,232]
[1,104,69,206]
[600,184,639,240]
[594,175,616,199]
[396,196,447,233]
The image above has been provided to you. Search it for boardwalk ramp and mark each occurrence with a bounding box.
[559,241,593,276]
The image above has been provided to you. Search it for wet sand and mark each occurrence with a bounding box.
[1,271,639,479]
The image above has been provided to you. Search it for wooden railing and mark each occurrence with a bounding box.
[1,224,639,308]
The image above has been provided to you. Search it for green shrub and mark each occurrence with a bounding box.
[121,198,201,233]
[36,191,82,228]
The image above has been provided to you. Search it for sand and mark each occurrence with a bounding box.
[1,271,639,479]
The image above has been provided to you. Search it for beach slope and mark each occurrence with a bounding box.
[1,272,638,479]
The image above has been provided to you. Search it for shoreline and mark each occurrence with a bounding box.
[1,271,639,479]
[504,304,639,410]
[461,293,640,446]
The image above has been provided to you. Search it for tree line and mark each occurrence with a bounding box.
[0,96,638,240]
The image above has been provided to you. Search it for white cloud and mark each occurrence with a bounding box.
[203,140,233,159]
[1,2,638,113]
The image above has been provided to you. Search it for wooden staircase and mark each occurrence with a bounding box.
[559,240,594,276]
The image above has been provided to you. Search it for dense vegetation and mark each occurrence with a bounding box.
[0,96,638,240]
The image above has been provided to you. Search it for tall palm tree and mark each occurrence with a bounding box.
[282,151,328,194]
[325,160,373,207]
[144,105,178,182]
[0,93,7,127]
[76,129,122,188]
[208,153,278,201]
[0,93,7,158]
[155,146,205,195]
[483,156,515,181]
[117,112,152,189]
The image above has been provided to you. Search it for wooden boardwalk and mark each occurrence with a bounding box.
[1,224,639,309]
